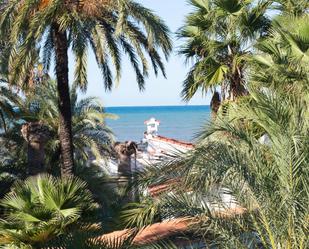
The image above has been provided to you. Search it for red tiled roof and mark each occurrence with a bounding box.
[144,119,160,124]
[94,218,193,246]
[93,205,248,247]
[133,218,191,245]
[148,179,180,197]
[154,136,195,149]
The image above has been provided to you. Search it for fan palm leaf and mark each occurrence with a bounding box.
[0,174,94,247]
[270,0,309,17]
[178,0,270,102]
[251,15,309,92]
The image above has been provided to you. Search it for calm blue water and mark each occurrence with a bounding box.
[105,105,211,142]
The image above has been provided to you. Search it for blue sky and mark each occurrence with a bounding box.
[72,0,212,107]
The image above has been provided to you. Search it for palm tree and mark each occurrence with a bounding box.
[0,82,26,195]
[0,0,172,176]
[270,0,309,16]
[0,174,95,248]
[21,121,51,175]
[0,174,177,249]
[0,85,28,197]
[25,81,115,173]
[251,15,309,93]
[123,87,309,248]
[0,82,20,133]
[1,80,114,177]
[122,14,309,247]
[178,0,270,106]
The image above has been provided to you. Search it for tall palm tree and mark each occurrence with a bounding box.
[178,0,270,105]
[0,0,172,176]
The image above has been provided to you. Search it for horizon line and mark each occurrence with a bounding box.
[105,104,210,108]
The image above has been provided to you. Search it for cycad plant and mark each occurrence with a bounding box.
[178,0,270,103]
[0,0,172,176]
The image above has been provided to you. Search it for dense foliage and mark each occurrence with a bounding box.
[0,0,172,175]
[0,81,114,176]
[123,5,309,249]
[178,0,270,102]
[0,175,94,247]
[0,0,308,248]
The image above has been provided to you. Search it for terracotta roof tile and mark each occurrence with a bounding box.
[94,218,193,246]
[93,206,248,246]
[155,136,195,149]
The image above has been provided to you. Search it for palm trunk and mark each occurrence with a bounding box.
[21,122,49,175]
[114,143,132,176]
[210,91,221,118]
[230,80,247,100]
[227,47,248,101]
[114,141,138,202]
[229,67,247,101]
[114,141,137,176]
[52,23,74,177]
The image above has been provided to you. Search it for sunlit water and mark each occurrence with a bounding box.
[105,105,211,142]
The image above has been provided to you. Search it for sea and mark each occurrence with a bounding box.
[105,105,211,143]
